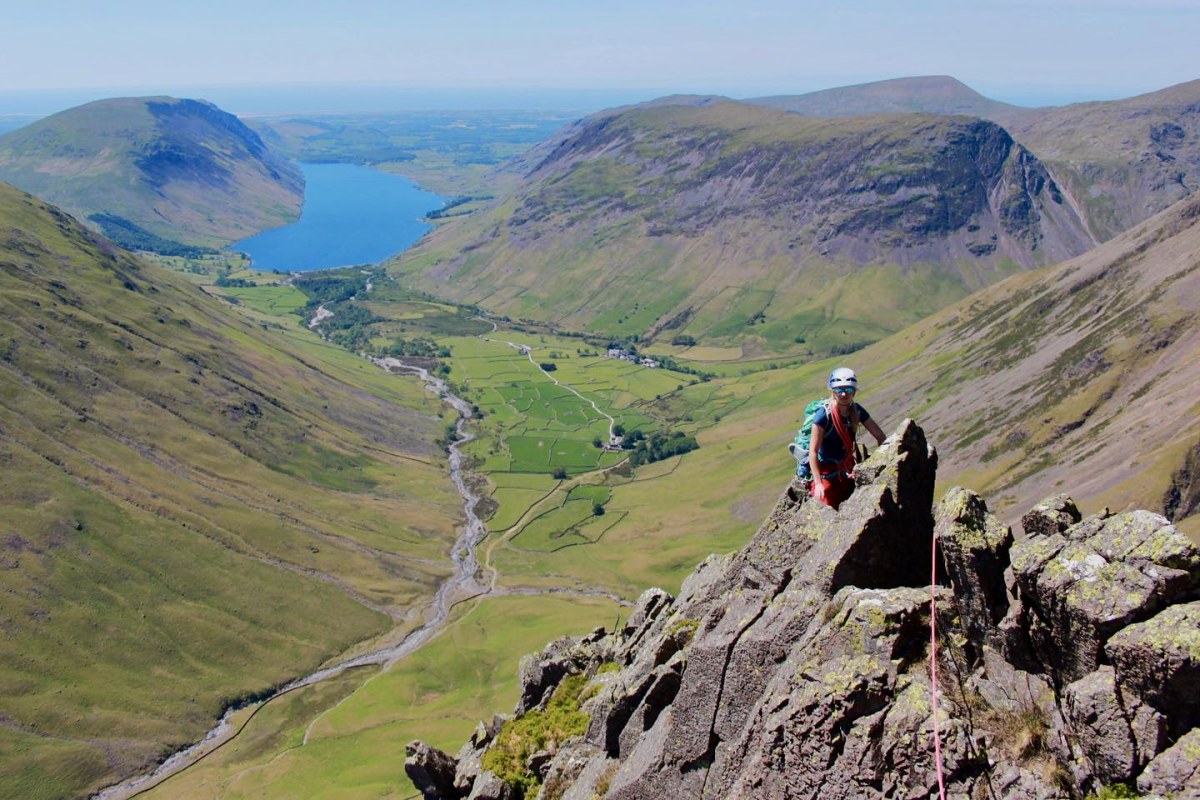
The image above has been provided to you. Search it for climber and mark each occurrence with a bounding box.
[809,367,886,509]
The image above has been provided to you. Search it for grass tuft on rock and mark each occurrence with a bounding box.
[482,674,591,798]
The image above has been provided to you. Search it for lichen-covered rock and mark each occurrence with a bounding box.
[935,487,1013,654]
[1136,728,1200,799]
[617,588,673,661]
[1064,667,1138,784]
[536,741,607,800]
[406,740,463,800]
[464,771,512,800]
[707,586,974,800]
[1021,494,1081,537]
[454,716,505,793]
[1009,510,1199,685]
[1062,664,1169,791]
[1106,601,1200,736]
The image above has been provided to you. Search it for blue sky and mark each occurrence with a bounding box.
[2,0,1197,113]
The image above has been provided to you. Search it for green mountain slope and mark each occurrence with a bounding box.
[752,77,1200,245]
[0,97,304,250]
[395,99,1093,356]
[0,182,461,799]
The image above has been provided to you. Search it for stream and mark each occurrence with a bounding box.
[93,360,492,800]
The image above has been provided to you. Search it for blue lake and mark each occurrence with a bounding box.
[232,163,448,272]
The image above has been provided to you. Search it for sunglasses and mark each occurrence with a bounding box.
[832,387,856,395]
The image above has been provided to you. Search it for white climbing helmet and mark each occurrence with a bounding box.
[828,367,858,390]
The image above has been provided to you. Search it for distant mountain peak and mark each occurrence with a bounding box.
[748,75,1021,118]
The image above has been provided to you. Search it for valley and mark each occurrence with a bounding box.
[2,75,1198,800]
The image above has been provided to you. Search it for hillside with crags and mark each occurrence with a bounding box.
[752,76,1200,244]
[395,99,1094,357]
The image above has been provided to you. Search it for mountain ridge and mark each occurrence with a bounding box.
[748,74,1025,119]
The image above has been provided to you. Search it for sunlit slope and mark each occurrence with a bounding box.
[395,99,1093,356]
[0,183,460,799]
[0,96,303,249]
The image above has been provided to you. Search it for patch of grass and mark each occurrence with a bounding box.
[512,500,601,551]
[482,674,591,798]
[219,284,310,316]
[567,485,612,505]
[1084,784,1141,800]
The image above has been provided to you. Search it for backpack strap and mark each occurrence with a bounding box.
[829,402,857,476]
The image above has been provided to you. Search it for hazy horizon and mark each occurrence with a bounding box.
[0,75,1189,122]
[3,2,1197,118]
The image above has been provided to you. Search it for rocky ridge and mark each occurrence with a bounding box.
[750,76,1200,245]
[407,421,1200,799]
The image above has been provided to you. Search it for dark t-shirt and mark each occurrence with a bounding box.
[812,402,871,465]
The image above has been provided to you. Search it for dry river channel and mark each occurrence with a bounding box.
[93,360,498,799]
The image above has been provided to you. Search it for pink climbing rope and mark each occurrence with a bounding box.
[930,537,948,799]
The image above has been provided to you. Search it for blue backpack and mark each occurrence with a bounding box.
[788,399,830,481]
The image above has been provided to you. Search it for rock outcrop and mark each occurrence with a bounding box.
[407,420,1200,799]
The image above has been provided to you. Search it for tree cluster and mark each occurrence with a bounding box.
[624,429,699,467]
[88,212,217,257]
[380,336,441,358]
